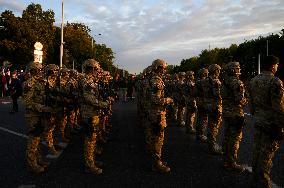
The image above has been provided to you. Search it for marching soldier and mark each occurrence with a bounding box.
[206,64,223,155]
[195,68,209,143]
[183,71,197,134]
[79,59,109,175]
[43,64,61,155]
[23,62,51,173]
[221,61,247,172]
[176,72,186,126]
[249,55,284,188]
[146,59,173,173]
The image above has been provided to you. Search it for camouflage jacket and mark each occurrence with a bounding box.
[23,76,46,113]
[221,76,247,117]
[249,71,284,128]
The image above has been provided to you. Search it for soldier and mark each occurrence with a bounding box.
[183,71,197,134]
[23,62,51,173]
[79,59,108,175]
[195,68,209,143]
[43,64,61,155]
[146,59,173,173]
[249,55,284,188]
[55,67,71,143]
[206,64,223,155]
[172,73,179,121]
[221,61,247,172]
[176,72,186,126]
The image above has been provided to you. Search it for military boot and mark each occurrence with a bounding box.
[197,135,207,143]
[26,136,45,174]
[152,160,171,173]
[208,143,223,155]
[85,165,103,175]
[224,162,245,172]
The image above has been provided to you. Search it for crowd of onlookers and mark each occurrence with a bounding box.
[112,74,136,102]
[0,68,25,112]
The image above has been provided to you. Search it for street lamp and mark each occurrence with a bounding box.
[60,0,64,69]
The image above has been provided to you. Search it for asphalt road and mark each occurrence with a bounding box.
[0,97,283,188]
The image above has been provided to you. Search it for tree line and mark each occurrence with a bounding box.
[1,3,283,80]
[169,30,284,81]
[0,3,125,76]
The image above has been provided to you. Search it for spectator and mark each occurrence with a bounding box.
[9,70,22,113]
[120,77,128,102]
[1,72,8,97]
[127,75,135,101]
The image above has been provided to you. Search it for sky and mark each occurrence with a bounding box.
[1,0,284,74]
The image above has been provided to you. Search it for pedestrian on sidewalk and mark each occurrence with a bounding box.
[9,70,22,113]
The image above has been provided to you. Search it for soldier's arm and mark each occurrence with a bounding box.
[233,80,247,106]
[271,78,284,126]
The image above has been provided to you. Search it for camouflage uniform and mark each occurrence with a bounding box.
[176,72,186,126]
[43,64,61,155]
[221,62,247,171]
[146,59,173,173]
[79,59,108,175]
[55,68,71,143]
[206,64,223,154]
[183,71,197,134]
[172,73,179,121]
[23,62,51,173]
[249,56,284,188]
[195,68,209,142]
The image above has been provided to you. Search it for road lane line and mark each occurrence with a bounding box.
[0,126,28,139]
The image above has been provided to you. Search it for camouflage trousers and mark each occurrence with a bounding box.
[177,105,185,125]
[195,107,208,139]
[222,116,244,164]
[207,110,222,149]
[252,127,281,188]
[25,115,44,170]
[185,107,196,133]
[144,122,165,163]
[83,116,100,169]
[42,113,58,154]
[84,132,98,169]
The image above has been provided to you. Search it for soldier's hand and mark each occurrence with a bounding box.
[99,101,109,109]
[42,106,53,113]
[164,97,173,104]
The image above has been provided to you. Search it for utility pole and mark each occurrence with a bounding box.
[59,0,64,69]
[258,54,261,74]
[266,40,269,56]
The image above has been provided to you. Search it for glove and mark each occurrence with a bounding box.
[99,101,108,109]
[164,97,173,105]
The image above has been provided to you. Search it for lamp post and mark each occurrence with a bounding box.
[91,33,101,58]
[59,0,64,69]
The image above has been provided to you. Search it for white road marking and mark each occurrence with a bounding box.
[0,126,28,139]
[18,185,36,188]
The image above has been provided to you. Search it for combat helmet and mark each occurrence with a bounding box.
[198,68,209,78]
[82,59,100,73]
[25,62,42,72]
[223,62,241,76]
[208,64,221,74]
[186,71,194,76]
[151,59,167,71]
[45,64,59,76]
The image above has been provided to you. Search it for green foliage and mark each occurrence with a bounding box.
[174,31,284,81]
[0,3,118,75]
